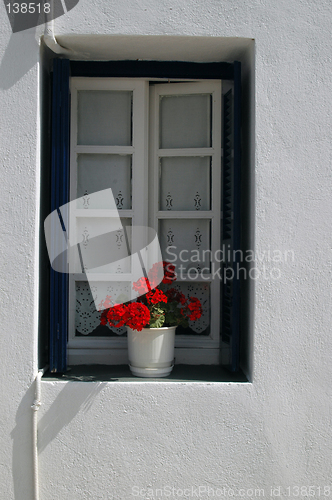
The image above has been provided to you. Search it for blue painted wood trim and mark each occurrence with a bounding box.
[50,58,70,373]
[70,60,234,80]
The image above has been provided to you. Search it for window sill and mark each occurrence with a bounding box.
[43,364,248,383]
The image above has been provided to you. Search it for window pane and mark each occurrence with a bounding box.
[75,281,130,336]
[160,94,211,149]
[76,154,132,209]
[75,218,132,274]
[160,219,211,274]
[77,91,132,146]
[160,156,211,211]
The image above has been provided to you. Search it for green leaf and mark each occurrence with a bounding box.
[150,314,165,328]
[149,307,165,328]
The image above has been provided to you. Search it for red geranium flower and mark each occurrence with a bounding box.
[162,261,176,284]
[187,297,203,321]
[100,310,108,325]
[165,288,186,305]
[146,288,168,305]
[132,277,151,294]
[147,261,164,289]
[100,262,202,331]
[106,304,128,328]
[99,295,113,325]
[125,302,150,331]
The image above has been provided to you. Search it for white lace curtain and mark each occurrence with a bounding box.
[75,281,210,336]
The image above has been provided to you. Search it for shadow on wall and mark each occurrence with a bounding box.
[11,381,107,500]
[0,29,39,90]
[37,381,107,453]
[11,385,35,500]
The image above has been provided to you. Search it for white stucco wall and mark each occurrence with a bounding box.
[0,0,331,499]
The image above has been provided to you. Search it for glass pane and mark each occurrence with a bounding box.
[160,156,211,211]
[77,90,132,146]
[160,94,211,149]
[160,219,211,274]
[75,218,132,274]
[75,281,130,336]
[171,282,210,336]
[77,154,132,209]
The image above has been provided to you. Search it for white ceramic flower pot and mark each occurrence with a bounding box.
[127,326,176,378]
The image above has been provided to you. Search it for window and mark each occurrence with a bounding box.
[48,59,242,373]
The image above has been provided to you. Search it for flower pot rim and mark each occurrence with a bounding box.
[127,326,177,331]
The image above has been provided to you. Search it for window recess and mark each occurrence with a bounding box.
[48,60,241,373]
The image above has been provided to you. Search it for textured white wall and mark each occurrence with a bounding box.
[0,17,43,499]
[0,0,332,498]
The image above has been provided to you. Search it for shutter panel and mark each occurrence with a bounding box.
[221,61,241,372]
[49,59,70,373]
